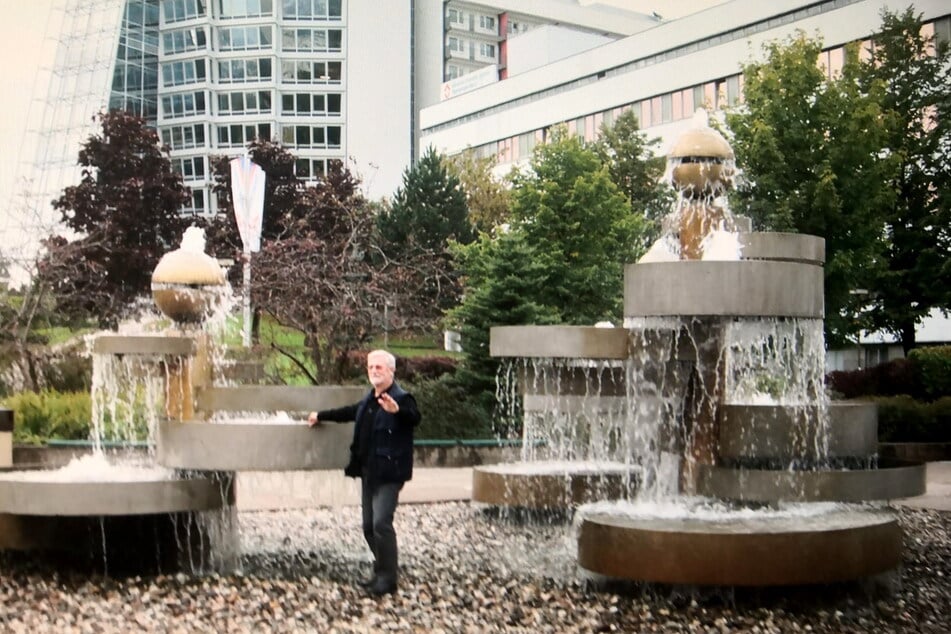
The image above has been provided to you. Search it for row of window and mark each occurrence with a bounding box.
[446,7,497,35]
[160,121,343,151]
[160,88,342,117]
[215,58,342,84]
[163,0,342,24]
[161,24,343,53]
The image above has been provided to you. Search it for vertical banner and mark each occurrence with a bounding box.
[230,156,266,347]
[230,155,266,252]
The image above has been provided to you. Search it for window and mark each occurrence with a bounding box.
[162,59,206,87]
[283,0,343,20]
[164,0,206,23]
[294,157,340,179]
[479,15,496,32]
[217,90,273,115]
[161,91,207,118]
[218,25,273,51]
[281,124,342,148]
[281,27,342,52]
[172,156,206,181]
[183,188,207,215]
[161,124,206,150]
[447,8,464,26]
[280,60,342,83]
[216,122,272,147]
[478,42,495,59]
[163,27,207,55]
[280,92,341,116]
[218,58,273,83]
[217,0,273,19]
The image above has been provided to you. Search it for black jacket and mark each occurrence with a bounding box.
[318,382,421,483]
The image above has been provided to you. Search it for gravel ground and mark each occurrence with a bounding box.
[0,503,947,633]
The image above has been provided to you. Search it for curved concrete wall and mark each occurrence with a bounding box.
[157,420,353,471]
[738,232,825,264]
[696,461,926,503]
[624,260,824,318]
[718,402,878,461]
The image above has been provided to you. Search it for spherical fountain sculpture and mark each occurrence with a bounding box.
[482,110,926,587]
[0,227,364,574]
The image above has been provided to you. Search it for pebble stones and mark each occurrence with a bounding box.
[0,503,948,632]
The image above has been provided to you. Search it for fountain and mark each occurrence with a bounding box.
[478,110,926,586]
[0,228,363,574]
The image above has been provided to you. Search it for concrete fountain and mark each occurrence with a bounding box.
[477,111,926,586]
[0,227,362,573]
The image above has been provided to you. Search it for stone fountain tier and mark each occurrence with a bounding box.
[92,334,197,356]
[472,462,640,510]
[157,385,366,471]
[696,459,926,503]
[0,475,225,516]
[577,508,901,586]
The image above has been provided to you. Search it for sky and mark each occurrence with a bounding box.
[0,1,57,210]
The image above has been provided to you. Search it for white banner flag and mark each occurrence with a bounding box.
[230,156,266,252]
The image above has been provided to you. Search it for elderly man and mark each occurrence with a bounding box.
[308,349,421,596]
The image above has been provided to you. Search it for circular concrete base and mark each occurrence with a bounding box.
[472,461,639,509]
[0,473,224,516]
[578,506,900,586]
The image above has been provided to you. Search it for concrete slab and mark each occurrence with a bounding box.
[893,461,951,512]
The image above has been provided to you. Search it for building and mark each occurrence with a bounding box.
[417,0,951,368]
[419,0,951,168]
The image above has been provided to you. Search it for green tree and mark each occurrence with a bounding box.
[447,232,559,419]
[37,110,191,328]
[594,108,672,244]
[724,33,893,346]
[443,149,512,233]
[377,145,476,331]
[377,145,475,257]
[856,8,951,353]
[509,127,649,324]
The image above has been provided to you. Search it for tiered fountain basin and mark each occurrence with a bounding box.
[476,326,640,510]
[157,385,366,471]
[577,505,901,586]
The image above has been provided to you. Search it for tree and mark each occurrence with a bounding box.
[856,8,951,353]
[593,108,673,245]
[377,145,476,331]
[37,110,191,328]
[443,149,512,233]
[724,33,894,346]
[508,127,649,324]
[377,145,475,257]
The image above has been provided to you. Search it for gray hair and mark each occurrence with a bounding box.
[367,349,396,369]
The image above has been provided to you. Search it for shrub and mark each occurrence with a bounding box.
[908,345,951,400]
[407,375,493,440]
[874,395,951,443]
[826,358,919,399]
[2,390,91,444]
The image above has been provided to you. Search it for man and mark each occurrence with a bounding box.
[308,349,421,596]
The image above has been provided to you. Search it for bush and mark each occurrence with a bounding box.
[407,375,493,440]
[874,395,951,443]
[908,345,951,400]
[826,358,920,399]
[2,390,91,444]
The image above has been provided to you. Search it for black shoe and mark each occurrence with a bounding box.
[367,579,397,596]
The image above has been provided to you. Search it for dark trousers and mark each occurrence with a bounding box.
[360,478,403,584]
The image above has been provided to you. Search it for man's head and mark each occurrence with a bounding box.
[366,349,396,392]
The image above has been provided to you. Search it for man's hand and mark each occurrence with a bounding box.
[307,412,320,427]
[377,393,399,414]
